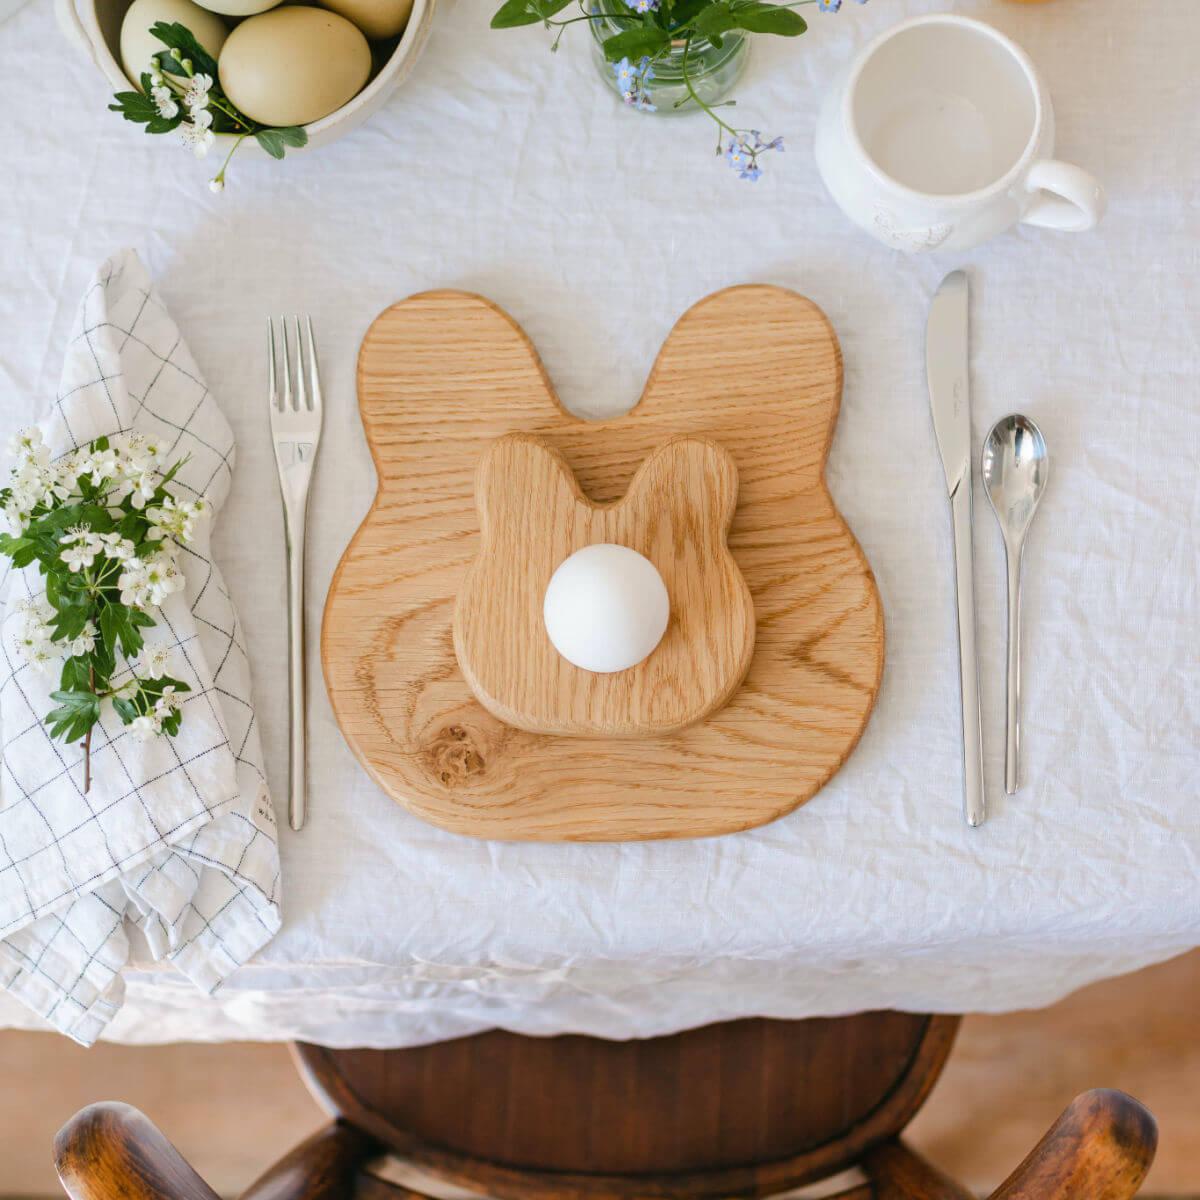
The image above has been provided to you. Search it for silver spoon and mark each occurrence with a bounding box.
[981,414,1049,795]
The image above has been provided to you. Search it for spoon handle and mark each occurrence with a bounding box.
[1005,543,1024,794]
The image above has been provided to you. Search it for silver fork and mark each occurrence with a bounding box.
[268,317,324,831]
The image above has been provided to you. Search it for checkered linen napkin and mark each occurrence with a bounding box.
[0,250,281,1045]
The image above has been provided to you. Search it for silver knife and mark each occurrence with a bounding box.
[926,271,986,828]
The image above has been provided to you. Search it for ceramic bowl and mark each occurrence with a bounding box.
[56,0,436,154]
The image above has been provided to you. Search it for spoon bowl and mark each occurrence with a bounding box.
[981,415,1049,544]
[981,413,1048,796]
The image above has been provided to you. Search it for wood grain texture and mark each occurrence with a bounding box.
[48,1026,1158,1200]
[294,1015,961,1200]
[987,1090,1157,1200]
[455,432,754,737]
[863,1140,976,1200]
[240,1123,377,1200]
[322,286,885,841]
[55,1102,221,1200]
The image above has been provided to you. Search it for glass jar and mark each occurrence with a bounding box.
[589,15,748,116]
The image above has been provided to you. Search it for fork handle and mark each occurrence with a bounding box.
[284,511,308,831]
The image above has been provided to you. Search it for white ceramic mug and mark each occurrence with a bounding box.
[815,14,1105,253]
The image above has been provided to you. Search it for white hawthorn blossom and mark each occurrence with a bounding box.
[154,685,181,721]
[147,495,205,544]
[13,598,58,674]
[128,713,161,741]
[183,73,213,114]
[179,119,215,158]
[134,643,174,680]
[71,621,98,656]
[118,551,184,608]
[59,527,100,573]
[84,447,120,482]
[98,531,137,562]
[7,426,49,467]
[151,84,179,119]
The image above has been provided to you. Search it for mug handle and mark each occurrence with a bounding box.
[1021,160,1106,233]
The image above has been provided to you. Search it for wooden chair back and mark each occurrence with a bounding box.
[54,1013,1158,1200]
[294,1013,960,1199]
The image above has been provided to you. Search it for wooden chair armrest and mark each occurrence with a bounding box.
[988,1089,1157,1200]
[55,1102,220,1200]
[862,1139,975,1200]
[239,1121,376,1200]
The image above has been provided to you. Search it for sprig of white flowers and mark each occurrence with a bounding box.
[109,22,307,192]
[0,427,208,787]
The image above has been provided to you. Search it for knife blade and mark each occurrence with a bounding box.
[926,271,986,827]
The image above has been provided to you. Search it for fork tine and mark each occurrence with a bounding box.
[280,314,294,410]
[304,317,322,413]
[267,317,279,409]
[292,316,310,412]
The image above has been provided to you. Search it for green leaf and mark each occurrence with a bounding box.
[113,697,140,725]
[118,512,146,542]
[730,2,805,35]
[253,126,308,159]
[46,568,91,612]
[49,606,91,643]
[28,502,112,536]
[145,113,185,135]
[99,604,153,662]
[602,26,670,61]
[254,131,287,160]
[45,689,101,745]
[148,21,220,77]
[109,90,159,125]
[668,0,709,24]
[60,655,92,693]
[0,534,38,568]
[689,2,735,38]
[491,0,543,27]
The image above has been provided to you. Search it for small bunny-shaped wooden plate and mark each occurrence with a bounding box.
[323,287,884,841]
[455,432,755,739]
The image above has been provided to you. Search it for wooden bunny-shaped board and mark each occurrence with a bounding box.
[322,287,884,841]
[455,432,756,738]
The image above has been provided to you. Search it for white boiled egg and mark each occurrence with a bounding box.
[218,7,371,127]
[543,544,669,674]
[319,0,412,40]
[120,0,228,88]
[192,0,281,18]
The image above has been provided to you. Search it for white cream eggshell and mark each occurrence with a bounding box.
[120,0,228,88]
[542,544,670,675]
[191,0,281,18]
[218,7,371,127]
[318,0,412,40]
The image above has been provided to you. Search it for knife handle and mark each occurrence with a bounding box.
[949,476,986,827]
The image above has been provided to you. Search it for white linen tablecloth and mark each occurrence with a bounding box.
[0,0,1196,1045]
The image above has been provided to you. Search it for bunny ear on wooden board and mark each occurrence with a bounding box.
[324,287,883,842]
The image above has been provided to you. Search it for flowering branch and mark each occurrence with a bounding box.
[1,429,207,792]
[108,21,307,192]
